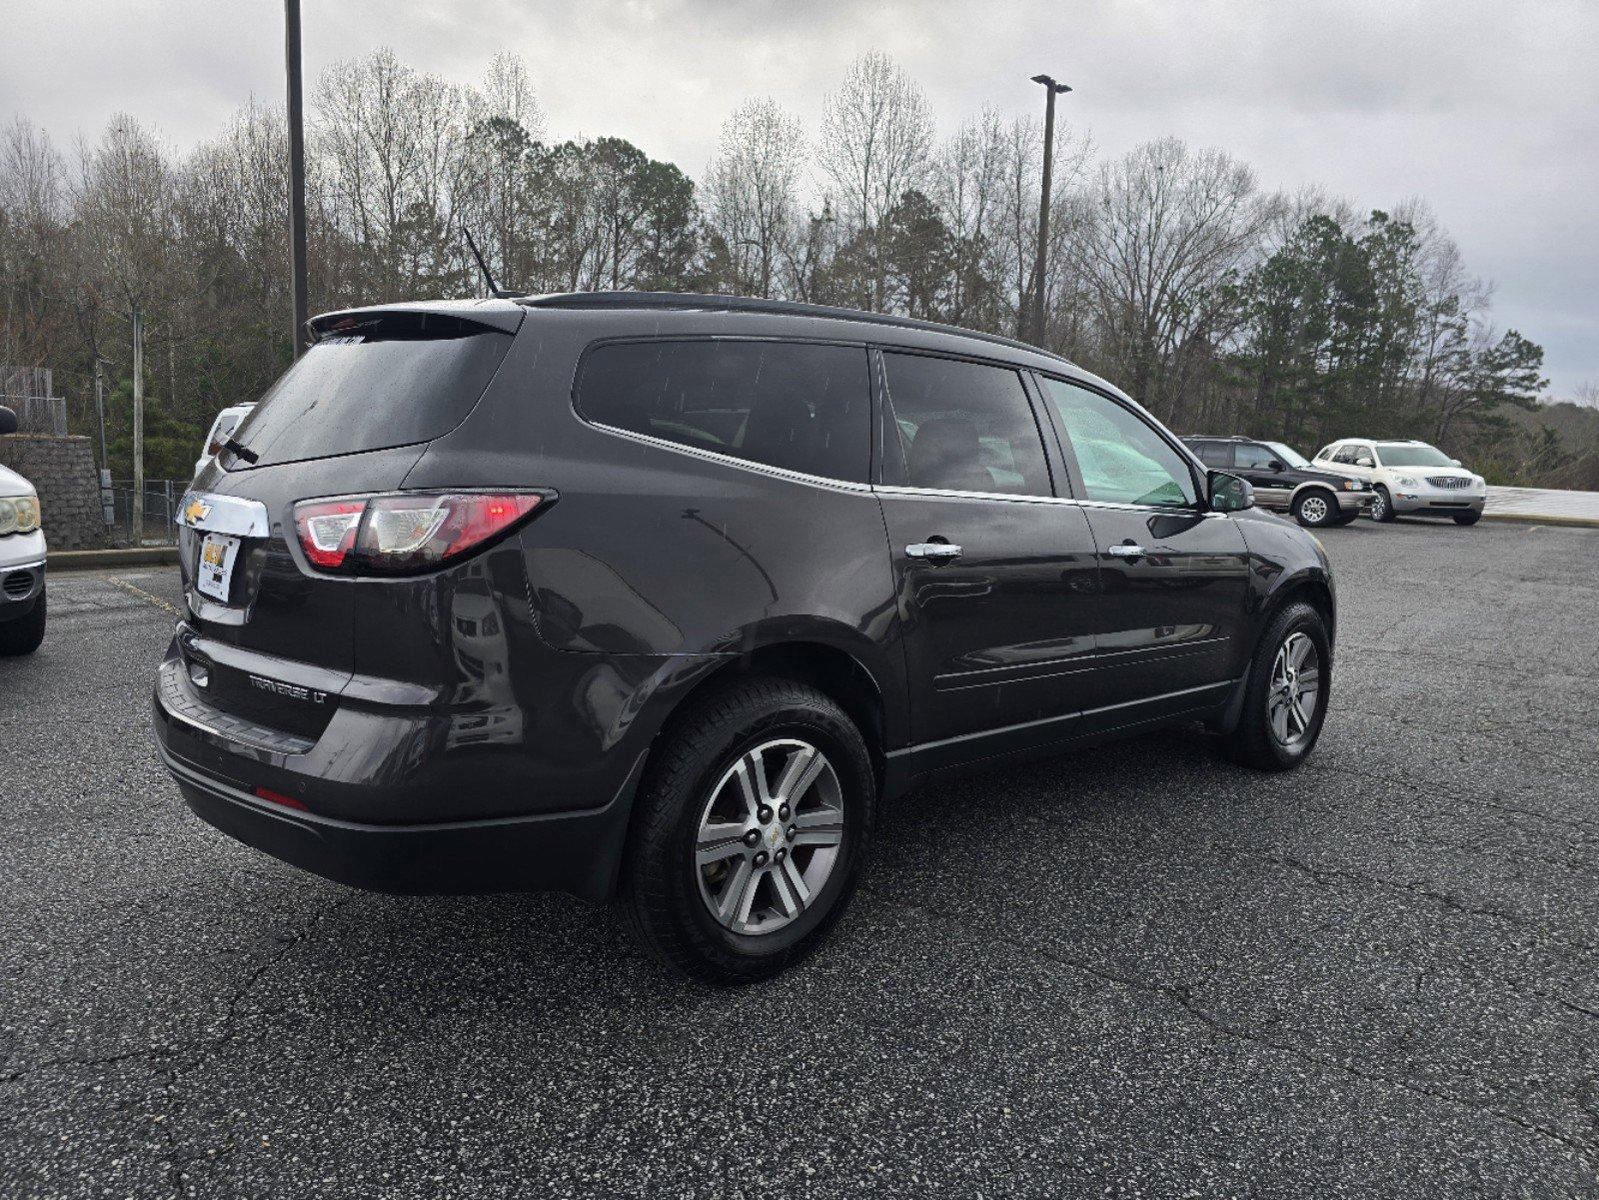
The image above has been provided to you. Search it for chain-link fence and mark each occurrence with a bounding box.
[107,479,188,546]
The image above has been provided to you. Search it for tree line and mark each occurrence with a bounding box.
[2,48,1592,486]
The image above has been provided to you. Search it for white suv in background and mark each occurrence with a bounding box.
[1313,439,1487,525]
[0,406,48,655]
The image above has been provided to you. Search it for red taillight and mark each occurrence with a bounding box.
[292,491,550,576]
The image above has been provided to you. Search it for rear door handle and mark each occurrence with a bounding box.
[906,542,962,561]
[1106,544,1146,558]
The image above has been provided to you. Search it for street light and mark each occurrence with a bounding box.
[285,0,310,358]
[1029,73,1071,347]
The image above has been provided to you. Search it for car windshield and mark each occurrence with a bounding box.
[1376,443,1455,468]
[1262,441,1311,468]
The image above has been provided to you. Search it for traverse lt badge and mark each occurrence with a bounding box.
[248,673,328,705]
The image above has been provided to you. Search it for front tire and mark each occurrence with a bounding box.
[1291,489,1336,528]
[1222,601,1331,771]
[1369,486,1397,523]
[620,677,875,985]
[0,587,46,656]
[1453,510,1482,526]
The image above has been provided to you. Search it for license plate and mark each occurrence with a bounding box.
[196,532,241,602]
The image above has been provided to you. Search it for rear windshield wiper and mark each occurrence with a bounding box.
[222,436,259,465]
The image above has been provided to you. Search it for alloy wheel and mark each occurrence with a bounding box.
[1370,491,1388,521]
[1299,495,1330,525]
[1268,632,1321,748]
[694,738,846,936]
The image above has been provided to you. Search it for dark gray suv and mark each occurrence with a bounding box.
[154,293,1335,983]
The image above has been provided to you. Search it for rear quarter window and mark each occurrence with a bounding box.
[575,340,871,483]
[226,313,513,469]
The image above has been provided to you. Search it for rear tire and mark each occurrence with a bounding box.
[1291,489,1337,528]
[0,587,46,656]
[1370,486,1397,523]
[1222,600,1331,772]
[620,677,875,985]
[1453,511,1481,526]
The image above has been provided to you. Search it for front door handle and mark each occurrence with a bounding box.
[1106,543,1147,558]
[906,542,962,561]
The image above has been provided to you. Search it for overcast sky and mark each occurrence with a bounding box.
[3,0,1596,397]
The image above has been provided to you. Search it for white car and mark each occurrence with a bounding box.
[194,403,256,479]
[0,406,48,655]
[1312,438,1486,525]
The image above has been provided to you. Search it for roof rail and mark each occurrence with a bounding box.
[514,291,1073,365]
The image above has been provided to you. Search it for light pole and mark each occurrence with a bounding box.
[285,0,310,358]
[1029,73,1071,347]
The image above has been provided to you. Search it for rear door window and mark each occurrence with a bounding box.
[880,353,1050,497]
[576,340,871,483]
[226,312,514,469]
[1190,440,1233,468]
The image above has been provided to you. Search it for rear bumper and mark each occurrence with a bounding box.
[157,734,641,900]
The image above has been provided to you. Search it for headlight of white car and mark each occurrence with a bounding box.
[0,494,43,535]
[1397,476,1421,488]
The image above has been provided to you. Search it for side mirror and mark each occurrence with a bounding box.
[0,406,17,436]
[1355,456,1375,468]
[1268,460,1286,473]
[1450,458,1462,467]
[1209,471,1254,513]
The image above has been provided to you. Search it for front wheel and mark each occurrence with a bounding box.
[0,587,46,656]
[1291,489,1336,528]
[620,677,875,985]
[1222,601,1331,771]
[1369,486,1397,523]
[1453,510,1482,526]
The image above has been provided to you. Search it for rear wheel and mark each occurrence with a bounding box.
[1453,510,1482,526]
[1222,600,1330,771]
[1369,486,1397,523]
[0,587,46,656]
[620,677,875,985]
[1291,489,1336,528]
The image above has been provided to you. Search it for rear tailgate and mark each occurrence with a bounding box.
[174,306,519,737]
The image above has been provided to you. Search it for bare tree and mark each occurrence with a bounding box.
[704,98,804,297]
[817,52,933,308]
[1075,137,1272,423]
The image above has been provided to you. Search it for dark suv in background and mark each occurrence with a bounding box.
[1184,436,1372,527]
[154,293,1336,983]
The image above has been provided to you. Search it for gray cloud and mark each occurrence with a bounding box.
[3,0,1595,393]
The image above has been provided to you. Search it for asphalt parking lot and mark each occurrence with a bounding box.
[2,515,1597,1198]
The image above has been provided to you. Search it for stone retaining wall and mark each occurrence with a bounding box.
[0,434,108,550]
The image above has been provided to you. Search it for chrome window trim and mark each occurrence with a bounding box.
[584,420,874,495]
[872,482,1218,518]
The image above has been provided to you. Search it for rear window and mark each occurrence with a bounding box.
[225,313,513,469]
[575,340,871,483]
[1188,440,1233,468]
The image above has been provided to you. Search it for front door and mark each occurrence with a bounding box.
[1034,376,1251,727]
[1232,441,1292,510]
[876,351,1102,759]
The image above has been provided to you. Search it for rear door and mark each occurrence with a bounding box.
[875,350,1102,759]
[1034,376,1250,727]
